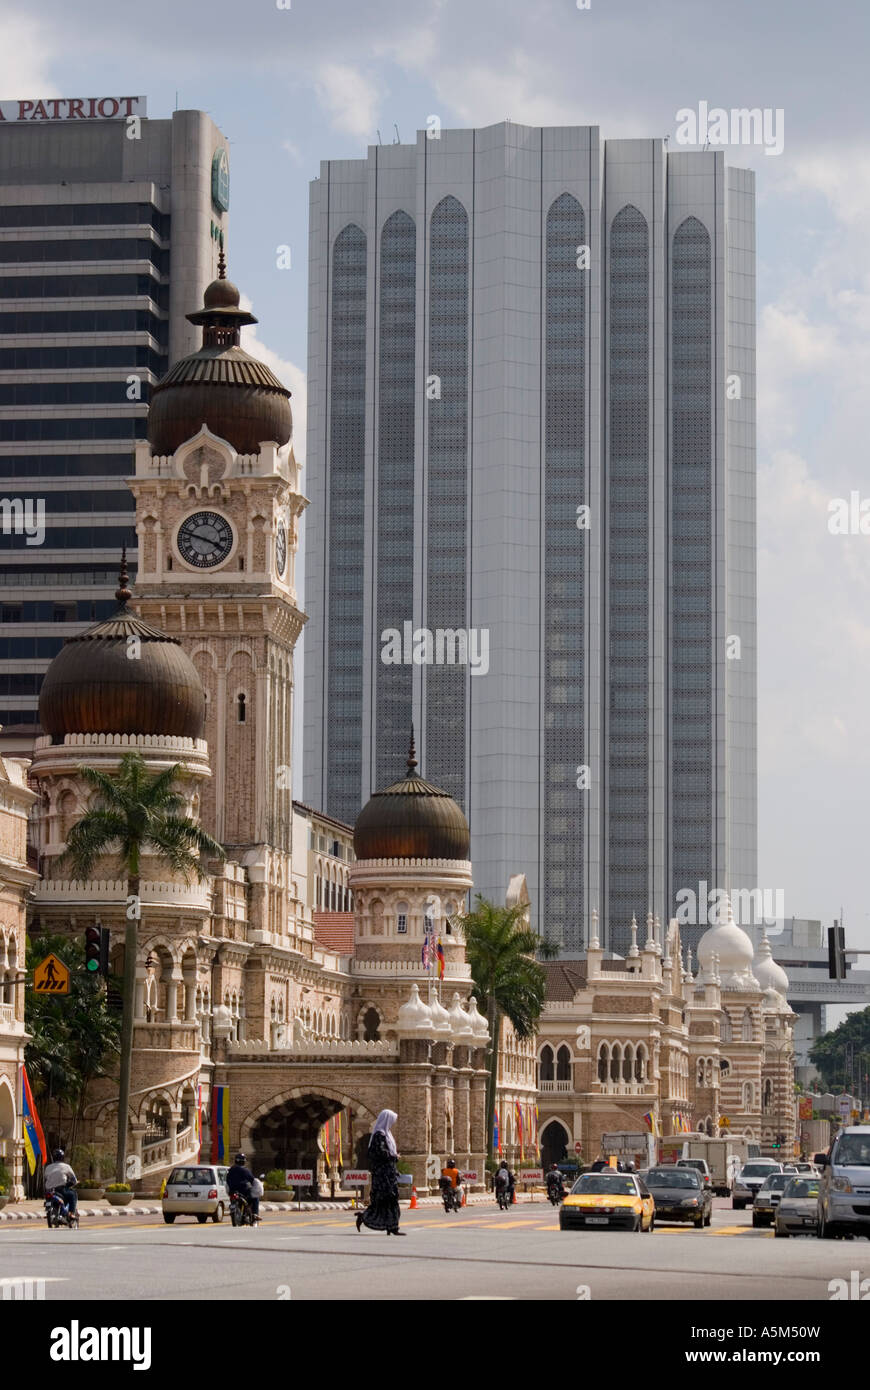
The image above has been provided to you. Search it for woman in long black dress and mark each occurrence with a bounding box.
[356,1109,405,1235]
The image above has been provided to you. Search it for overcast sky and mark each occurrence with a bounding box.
[4,0,870,976]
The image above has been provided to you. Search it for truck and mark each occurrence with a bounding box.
[657,1134,761,1196]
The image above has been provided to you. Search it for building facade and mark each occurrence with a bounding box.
[0,98,229,752]
[303,121,757,957]
[0,748,38,1197]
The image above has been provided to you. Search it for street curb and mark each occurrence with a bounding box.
[0,1193,533,1222]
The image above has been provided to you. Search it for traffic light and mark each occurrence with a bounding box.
[828,923,846,980]
[84,925,109,978]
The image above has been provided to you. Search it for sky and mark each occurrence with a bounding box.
[4,0,870,975]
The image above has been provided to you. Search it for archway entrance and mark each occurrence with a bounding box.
[251,1093,343,1178]
[541,1119,570,1170]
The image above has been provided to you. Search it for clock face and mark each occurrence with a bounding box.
[177,511,233,569]
[275,522,287,578]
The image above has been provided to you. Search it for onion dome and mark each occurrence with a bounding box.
[353,730,470,861]
[448,992,476,1045]
[147,242,292,457]
[696,895,758,991]
[38,551,205,741]
[466,995,490,1041]
[428,993,452,1036]
[753,932,790,999]
[396,983,434,1036]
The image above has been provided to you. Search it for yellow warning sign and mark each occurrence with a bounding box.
[33,953,70,995]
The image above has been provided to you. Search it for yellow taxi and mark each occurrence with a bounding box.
[559,1171,655,1233]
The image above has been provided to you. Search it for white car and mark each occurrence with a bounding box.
[731,1160,783,1210]
[162,1164,229,1224]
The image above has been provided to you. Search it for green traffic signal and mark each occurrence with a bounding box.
[84,925,108,977]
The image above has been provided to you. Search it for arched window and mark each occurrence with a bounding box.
[635,1045,647,1083]
[742,1081,754,1111]
[610,1044,622,1083]
[720,1058,730,1077]
[540,1044,555,1082]
[763,1078,773,1112]
[697,1058,706,1086]
[236,692,246,723]
[623,1044,634,1083]
[556,1045,571,1082]
[720,1011,732,1043]
[362,1007,380,1041]
[741,1009,753,1042]
[597,1043,609,1083]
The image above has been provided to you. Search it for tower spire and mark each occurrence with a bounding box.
[407,723,418,774]
[115,544,132,606]
[218,231,227,280]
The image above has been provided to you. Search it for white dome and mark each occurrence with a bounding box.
[753,932,790,998]
[448,991,476,1044]
[396,982,434,1036]
[428,993,452,1036]
[466,995,489,1041]
[697,896,758,990]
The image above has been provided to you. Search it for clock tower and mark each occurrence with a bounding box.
[129,253,306,892]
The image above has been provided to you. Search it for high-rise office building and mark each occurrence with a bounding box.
[0,98,229,754]
[304,123,756,955]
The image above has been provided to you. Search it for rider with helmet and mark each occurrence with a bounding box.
[225,1152,259,1220]
[43,1149,78,1215]
[440,1156,462,1207]
[494,1159,515,1203]
[546,1162,565,1201]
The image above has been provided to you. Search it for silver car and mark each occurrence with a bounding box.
[752,1172,792,1227]
[162,1164,229,1224]
[775,1176,821,1238]
[818,1126,870,1239]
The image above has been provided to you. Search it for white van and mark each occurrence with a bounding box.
[817,1127,870,1239]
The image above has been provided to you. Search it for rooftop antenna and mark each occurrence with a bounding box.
[393,123,400,144]
[175,91,179,112]
[376,129,383,145]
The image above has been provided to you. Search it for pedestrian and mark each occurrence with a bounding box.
[356,1109,405,1236]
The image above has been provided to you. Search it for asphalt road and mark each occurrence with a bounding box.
[1,1199,866,1301]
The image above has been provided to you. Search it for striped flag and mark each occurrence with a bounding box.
[493,1108,500,1155]
[210,1085,230,1164]
[436,938,445,980]
[195,1084,203,1158]
[20,1065,47,1176]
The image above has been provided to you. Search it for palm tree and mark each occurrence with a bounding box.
[462,895,558,1162]
[60,751,224,1183]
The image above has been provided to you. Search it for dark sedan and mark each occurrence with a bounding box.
[641,1167,713,1227]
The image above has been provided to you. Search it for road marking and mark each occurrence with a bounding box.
[0,1276,67,1285]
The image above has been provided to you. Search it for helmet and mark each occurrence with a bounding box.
[447,1157,456,1167]
[234,1152,246,1165]
[52,1149,65,1162]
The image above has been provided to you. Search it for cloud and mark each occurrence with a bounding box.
[0,5,60,94]
[313,63,380,139]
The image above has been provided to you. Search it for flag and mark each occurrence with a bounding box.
[436,938,445,980]
[337,1110,343,1172]
[642,1110,658,1137]
[421,927,430,969]
[493,1108,500,1154]
[534,1103,539,1157]
[323,1121,330,1171]
[210,1085,230,1164]
[20,1065,47,1176]
[516,1100,523,1159]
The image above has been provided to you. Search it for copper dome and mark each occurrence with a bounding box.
[147,248,292,457]
[39,556,205,742]
[353,733,470,862]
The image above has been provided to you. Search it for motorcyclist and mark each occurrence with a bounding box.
[225,1152,259,1221]
[43,1148,78,1215]
[494,1159,515,1202]
[440,1157,462,1207]
[546,1163,565,1201]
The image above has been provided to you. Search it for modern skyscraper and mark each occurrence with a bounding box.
[304,123,756,955]
[0,98,230,753]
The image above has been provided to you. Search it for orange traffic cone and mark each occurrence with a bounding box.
[410,1185,418,1209]
[461,1186,467,1207]
[511,1187,517,1204]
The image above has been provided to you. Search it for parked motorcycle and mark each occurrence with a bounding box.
[45,1189,79,1230]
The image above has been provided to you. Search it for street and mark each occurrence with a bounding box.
[1,1199,864,1300]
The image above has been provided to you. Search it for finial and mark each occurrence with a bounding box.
[407,723,417,773]
[218,231,227,280]
[115,544,132,605]
[589,908,600,950]
[629,914,639,958]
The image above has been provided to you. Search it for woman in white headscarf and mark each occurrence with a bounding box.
[356,1109,405,1235]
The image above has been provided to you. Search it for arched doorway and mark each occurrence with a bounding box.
[244,1090,378,1195]
[541,1119,570,1170]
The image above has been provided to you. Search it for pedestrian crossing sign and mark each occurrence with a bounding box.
[33,953,70,995]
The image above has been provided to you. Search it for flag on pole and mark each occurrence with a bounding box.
[337,1109,343,1172]
[493,1108,500,1155]
[436,938,445,980]
[195,1083,203,1158]
[210,1085,230,1164]
[20,1065,47,1175]
[516,1101,524,1159]
[642,1110,658,1137]
[534,1103,539,1157]
[323,1121,330,1170]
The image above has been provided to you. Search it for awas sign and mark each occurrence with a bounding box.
[284,1169,313,1185]
[0,97,147,122]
